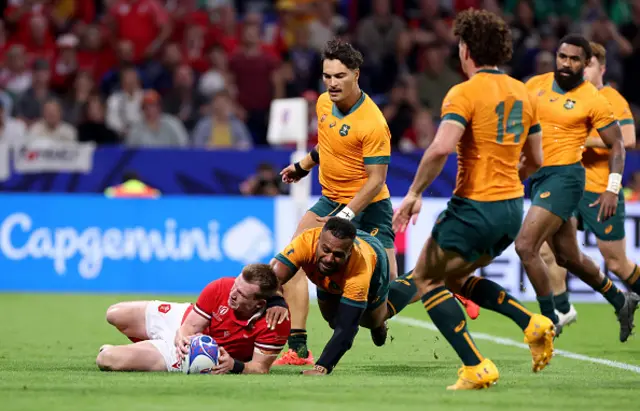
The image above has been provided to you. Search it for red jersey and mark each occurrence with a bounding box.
[186,278,290,362]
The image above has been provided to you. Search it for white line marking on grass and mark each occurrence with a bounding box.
[393,316,640,374]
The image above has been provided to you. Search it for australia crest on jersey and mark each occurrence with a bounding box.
[563,99,576,110]
[339,124,351,136]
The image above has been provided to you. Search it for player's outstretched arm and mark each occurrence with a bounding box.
[342,163,388,218]
[280,146,320,184]
[270,258,296,286]
[519,129,543,181]
[310,301,365,375]
[175,310,210,356]
[210,347,278,375]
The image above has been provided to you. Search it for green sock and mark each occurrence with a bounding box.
[386,270,417,319]
[288,329,309,358]
[598,277,625,312]
[625,265,640,295]
[461,277,531,331]
[422,286,483,366]
[536,294,559,324]
[553,292,571,314]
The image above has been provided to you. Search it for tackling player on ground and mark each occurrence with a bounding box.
[96,264,290,375]
[540,42,639,330]
[516,35,638,340]
[393,9,554,390]
[271,217,410,375]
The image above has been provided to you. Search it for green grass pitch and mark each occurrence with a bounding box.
[1,293,639,411]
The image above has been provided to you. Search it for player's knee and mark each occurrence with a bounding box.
[96,348,121,371]
[105,304,122,326]
[445,277,466,294]
[515,236,538,261]
[604,256,625,276]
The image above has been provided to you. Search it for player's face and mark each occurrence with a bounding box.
[316,231,353,276]
[322,59,359,103]
[554,43,586,90]
[228,274,264,314]
[584,56,604,85]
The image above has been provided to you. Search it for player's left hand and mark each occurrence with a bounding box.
[210,347,234,375]
[301,365,328,376]
[265,306,289,330]
[589,191,618,222]
[392,192,422,233]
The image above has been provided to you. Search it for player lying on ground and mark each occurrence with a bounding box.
[516,34,638,340]
[393,9,554,390]
[540,41,639,331]
[270,217,419,375]
[96,264,291,374]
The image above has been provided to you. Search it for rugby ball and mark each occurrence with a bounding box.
[181,335,220,374]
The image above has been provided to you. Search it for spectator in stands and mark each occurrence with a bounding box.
[146,42,183,94]
[77,24,117,85]
[4,0,55,47]
[51,34,80,94]
[0,45,33,97]
[77,95,119,145]
[27,98,77,142]
[217,2,240,54]
[377,29,415,95]
[0,100,27,145]
[356,0,406,70]
[382,77,421,147]
[107,0,172,64]
[401,108,436,152]
[239,162,286,196]
[24,13,55,64]
[229,21,280,146]
[285,24,322,93]
[619,0,640,109]
[162,64,206,132]
[182,24,209,74]
[416,42,462,112]
[624,171,640,202]
[587,14,633,86]
[14,58,56,125]
[0,19,9,56]
[198,44,233,99]
[308,0,348,52]
[106,65,144,137]
[62,71,95,126]
[409,0,456,48]
[100,40,141,96]
[126,90,188,147]
[192,89,252,149]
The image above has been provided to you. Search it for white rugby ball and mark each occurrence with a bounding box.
[181,335,220,374]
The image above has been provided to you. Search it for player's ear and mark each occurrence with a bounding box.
[353,68,359,82]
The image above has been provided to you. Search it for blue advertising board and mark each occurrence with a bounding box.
[0,194,276,294]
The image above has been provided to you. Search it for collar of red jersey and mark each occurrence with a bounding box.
[231,307,265,326]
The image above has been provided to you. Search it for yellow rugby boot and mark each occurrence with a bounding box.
[524,313,555,372]
[446,358,499,390]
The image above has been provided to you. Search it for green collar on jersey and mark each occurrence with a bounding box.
[332,91,366,119]
[477,68,503,74]
[552,78,585,94]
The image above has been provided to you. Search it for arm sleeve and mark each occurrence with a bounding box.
[611,94,634,126]
[274,230,314,273]
[361,122,391,165]
[315,302,365,372]
[254,318,291,356]
[528,92,542,135]
[193,280,221,321]
[591,94,618,133]
[440,84,472,129]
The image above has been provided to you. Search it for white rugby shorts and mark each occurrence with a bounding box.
[145,300,191,372]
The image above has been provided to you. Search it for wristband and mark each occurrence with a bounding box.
[336,206,355,221]
[606,173,622,195]
[230,359,245,374]
[266,295,287,309]
[294,162,310,178]
[310,147,320,164]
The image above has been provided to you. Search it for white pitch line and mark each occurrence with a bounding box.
[393,316,640,374]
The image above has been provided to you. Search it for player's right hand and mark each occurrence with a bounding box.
[280,164,301,184]
[265,306,289,330]
[392,192,422,233]
[174,331,191,359]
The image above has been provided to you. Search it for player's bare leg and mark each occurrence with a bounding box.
[550,218,638,342]
[540,242,578,328]
[96,341,167,372]
[277,211,324,365]
[105,301,150,342]
[597,237,640,293]
[386,248,398,281]
[515,206,564,324]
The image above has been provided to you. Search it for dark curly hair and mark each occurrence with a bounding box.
[454,9,512,67]
[322,39,364,70]
[559,34,593,62]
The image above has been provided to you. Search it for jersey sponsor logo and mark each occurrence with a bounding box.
[564,99,576,110]
[540,191,551,199]
[329,121,337,128]
[339,124,351,136]
[550,96,559,102]
[158,303,171,314]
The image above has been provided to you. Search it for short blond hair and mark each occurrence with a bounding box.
[590,42,606,66]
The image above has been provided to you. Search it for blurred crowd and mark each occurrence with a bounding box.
[1,0,640,154]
